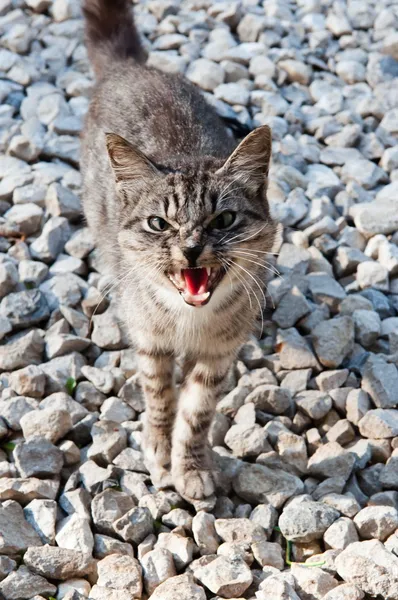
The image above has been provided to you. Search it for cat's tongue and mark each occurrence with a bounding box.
[168,267,212,306]
[182,267,209,296]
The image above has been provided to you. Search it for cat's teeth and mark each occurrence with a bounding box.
[206,267,211,277]
[170,269,185,287]
[182,290,210,306]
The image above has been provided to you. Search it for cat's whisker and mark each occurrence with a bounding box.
[217,255,234,295]
[217,230,232,245]
[226,246,280,256]
[265,284,276,310]
[228,259,267,307]
[93,267,133,304]
[228,252,283,280]
[228,259,267,336]
[94,256,168,311]
[217,253,247,298]
[227,249,261,259]
[220,223,268,246]
[90,268,136,325]
[217,179,239,202]
[222,258,254,311]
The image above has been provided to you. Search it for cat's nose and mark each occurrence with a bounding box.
[182,245,203,266]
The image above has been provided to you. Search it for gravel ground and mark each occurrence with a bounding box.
[0,0,397,598]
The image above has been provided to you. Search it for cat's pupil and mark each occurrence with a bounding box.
[148,216,168,231]
[210,211,235,230]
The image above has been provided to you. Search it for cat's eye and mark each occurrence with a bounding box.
[147,216,169,232]
[208,211,236,230]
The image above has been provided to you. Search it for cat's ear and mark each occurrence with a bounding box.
[105,133,160,184]
[216,125,272,194]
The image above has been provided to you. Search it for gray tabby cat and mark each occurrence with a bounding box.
[81,0,278,500]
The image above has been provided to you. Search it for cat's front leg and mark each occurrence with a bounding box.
[171,354,233,500]
[138,348,176,489]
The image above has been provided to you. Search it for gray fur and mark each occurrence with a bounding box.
[81,0,277,500]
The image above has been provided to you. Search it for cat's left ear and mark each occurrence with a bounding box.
[216,125,272,195]
[105,133,161,185]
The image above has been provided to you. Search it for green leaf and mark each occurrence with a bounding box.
[274,527,325,569]
[2,442,15,452]
[303,558,329,568]
[286,539,293,565]
[153,520,163,533]
[65,377,77,395]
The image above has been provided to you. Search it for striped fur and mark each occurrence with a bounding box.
[81,0,278,499]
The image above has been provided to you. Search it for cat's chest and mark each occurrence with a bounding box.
[123,281,244,354]
[154,286,229,353]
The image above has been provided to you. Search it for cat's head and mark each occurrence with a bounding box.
[106,125,278,308]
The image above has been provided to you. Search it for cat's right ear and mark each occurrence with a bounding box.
[216,125,272,196]
[105,133,160,184]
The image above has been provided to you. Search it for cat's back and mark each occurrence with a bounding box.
[81,0,234,167]
[83,60,234,167]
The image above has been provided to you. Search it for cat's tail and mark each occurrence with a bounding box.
[82,0,146,78]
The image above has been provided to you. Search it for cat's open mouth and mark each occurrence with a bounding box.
[168,267,224,306]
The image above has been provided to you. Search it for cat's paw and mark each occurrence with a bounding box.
[150,465,173,489]
[143,430,172,489]
[173,467,215,500]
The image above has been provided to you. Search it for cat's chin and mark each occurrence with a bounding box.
[167,266,225,307]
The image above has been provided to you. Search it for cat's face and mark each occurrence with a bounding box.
[107,126,277,308]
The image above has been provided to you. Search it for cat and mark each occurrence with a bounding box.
[81,0,278,500]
